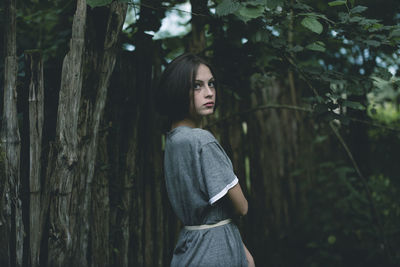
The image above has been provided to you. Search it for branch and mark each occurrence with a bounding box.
[205,101,400,132]
[205,103,312,128]
[329,121,389,254]
[286,54,392,257]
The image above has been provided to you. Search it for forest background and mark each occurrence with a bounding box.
[1,0,400,266]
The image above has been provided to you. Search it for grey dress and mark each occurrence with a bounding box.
[164,126,247,267]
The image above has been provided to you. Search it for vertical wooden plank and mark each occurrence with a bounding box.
[1,0,23,266]
[86,3,127,267]
[152,43,165,267]
[45,1,127,265]
[25,50,44,267]
[46,1,86,265]
[91,130,110,267]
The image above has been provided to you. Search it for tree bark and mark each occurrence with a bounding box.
[105,53,139,267]
[105,44,174,267]
[91,130,110,267]
[45,1,87,265]
[0,0,24,266]
[246,77,302,265]
[44,1,127,266]
[24,50,44,267]
[86,3,128,267]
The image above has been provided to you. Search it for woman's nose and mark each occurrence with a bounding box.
[204,86,214,97]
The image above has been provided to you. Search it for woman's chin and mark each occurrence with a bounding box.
[201,111,214,117]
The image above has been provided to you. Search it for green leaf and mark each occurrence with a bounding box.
[389,28,400,38]
[328,1,347,7]
[350,5,368,13]
[87,0,112,8]
[301,17,323,34]
[237,5,265,22]
[349,16,362,23]
[358,18,379,26]
[306,41,326,52]
[342,100,365,110]
[338,12,349,22]
[288,45,304,53]
[216,0,241,16]
[369,23,384,31]
[364,40,381,47]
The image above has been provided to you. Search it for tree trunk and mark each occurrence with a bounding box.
[45,1,87,265]
[188,0,208,53]
[44,1,127,266]
[104,53,139,267]
[247,77,302,265]
[91,129,111,267]
[105,43,175,267]
[0,0,24,266]
[25,50,45,267]
[135,33,163,267]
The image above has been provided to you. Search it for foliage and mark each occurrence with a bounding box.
[2,0,399,266]
[211,0,400,125]
[299,158,400,266]
[206,0,400,265]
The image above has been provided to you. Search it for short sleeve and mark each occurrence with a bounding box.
[199,141,238,205]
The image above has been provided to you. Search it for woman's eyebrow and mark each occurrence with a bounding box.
[195,77,215,82]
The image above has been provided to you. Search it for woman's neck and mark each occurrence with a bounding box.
[171,118,200,130]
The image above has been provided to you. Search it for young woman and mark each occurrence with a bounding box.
[155,53,255,267]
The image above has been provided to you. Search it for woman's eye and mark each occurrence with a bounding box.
[194,83,201,90]
[208,81,215,88]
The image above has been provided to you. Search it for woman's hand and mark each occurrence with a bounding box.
[243,243,255,267]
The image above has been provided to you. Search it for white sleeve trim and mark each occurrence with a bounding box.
[208,176,239,205]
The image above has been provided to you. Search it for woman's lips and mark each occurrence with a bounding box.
[204,102,214,107]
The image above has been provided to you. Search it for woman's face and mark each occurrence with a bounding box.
[190,64,216,118]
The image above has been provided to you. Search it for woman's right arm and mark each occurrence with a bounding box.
[227,182,248,216]
[227,181,253,265]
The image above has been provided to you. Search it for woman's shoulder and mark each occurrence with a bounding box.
[191,128,217,144]
[167,126,217,148]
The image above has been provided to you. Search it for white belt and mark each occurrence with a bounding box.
[184,219,232,230]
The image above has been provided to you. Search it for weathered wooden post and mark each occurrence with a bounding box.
[1,0,24,266]
[25,50,44,267]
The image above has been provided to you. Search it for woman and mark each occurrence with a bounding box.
[155,53,255,267]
